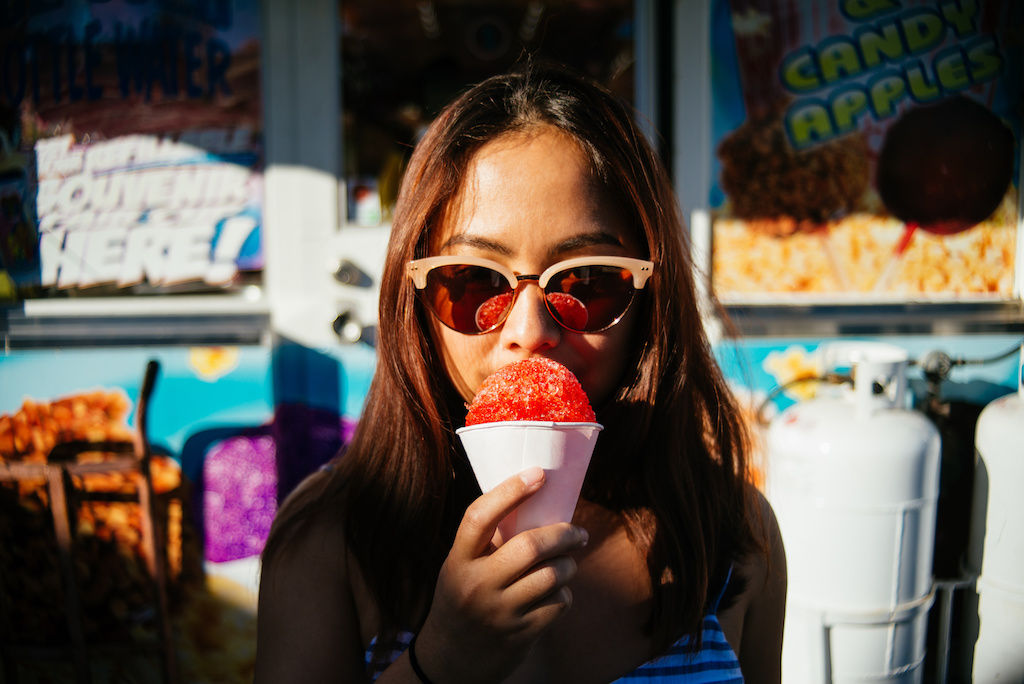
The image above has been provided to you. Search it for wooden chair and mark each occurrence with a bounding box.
[0,360,178,684]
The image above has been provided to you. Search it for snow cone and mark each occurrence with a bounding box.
[457,357,602,539]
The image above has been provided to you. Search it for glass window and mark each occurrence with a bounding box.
[340,0,635,226]
[0,1,264,302]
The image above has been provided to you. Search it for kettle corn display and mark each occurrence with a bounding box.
[0,391,201,645]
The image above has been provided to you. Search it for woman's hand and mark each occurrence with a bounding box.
[413,466,589,683]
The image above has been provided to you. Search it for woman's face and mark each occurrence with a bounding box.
[428,126,646,407]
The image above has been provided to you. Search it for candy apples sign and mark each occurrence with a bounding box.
[710,0,1021,301]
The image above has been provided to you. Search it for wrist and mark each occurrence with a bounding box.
[408,633,436,684]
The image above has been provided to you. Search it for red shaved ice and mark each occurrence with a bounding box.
[547,292,588,330]
[465,357,596,425]
[475,292,513,331]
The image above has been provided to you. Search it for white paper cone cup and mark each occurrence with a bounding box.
[457,420,602,539]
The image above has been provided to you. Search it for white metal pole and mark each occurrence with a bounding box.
[261,0,341,348]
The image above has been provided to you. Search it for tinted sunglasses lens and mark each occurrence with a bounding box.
[422,264,513,333]
[545,265,635,332]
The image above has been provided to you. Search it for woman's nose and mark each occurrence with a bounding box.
[499,283,561,352]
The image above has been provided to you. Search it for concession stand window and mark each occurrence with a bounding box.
[332,0,669,341]
[338,0,645,228]
[680,0,1024,337]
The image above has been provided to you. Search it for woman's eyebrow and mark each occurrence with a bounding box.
[550,231,625,255]
[438,233,513,255]
[440,230,623,255]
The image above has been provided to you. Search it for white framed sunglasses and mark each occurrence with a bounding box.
[406,255,654,334]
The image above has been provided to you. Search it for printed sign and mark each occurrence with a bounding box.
[0,0,263,299]
[710,0,1021,301]
[36,132,260,288]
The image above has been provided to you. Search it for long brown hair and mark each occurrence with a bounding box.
[262,62,758,655]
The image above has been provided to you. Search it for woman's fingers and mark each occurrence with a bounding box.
[522,585,574,627]
[451,466,546,559]
[492,522,588,587]
[502,553,579,613]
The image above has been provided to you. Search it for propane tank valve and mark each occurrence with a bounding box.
[921,350,955,384]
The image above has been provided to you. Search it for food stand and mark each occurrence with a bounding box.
[0,1,348,680]
[683,1,1023,681]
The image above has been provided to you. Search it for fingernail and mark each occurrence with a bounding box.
[576,526,589,546]
[519,466,544,487]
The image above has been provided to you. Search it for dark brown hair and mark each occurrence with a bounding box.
[262,62,758,656]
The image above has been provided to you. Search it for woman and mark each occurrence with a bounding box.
[256,63,786,683]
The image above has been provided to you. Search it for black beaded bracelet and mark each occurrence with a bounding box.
[408,633,436,684]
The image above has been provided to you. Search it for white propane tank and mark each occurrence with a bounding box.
[766,342,941,684]
[967,344,1024,683]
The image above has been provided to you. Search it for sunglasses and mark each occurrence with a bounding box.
[406,255,654,334]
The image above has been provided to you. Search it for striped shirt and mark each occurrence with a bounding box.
[610,614,743,683]
[365,568,742,683]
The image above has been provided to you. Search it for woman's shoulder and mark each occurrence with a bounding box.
[719,487,783,611]
[718,486,787,681]
[260,468,350,593]
[255,469,377,682]
[739,486,785,594]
